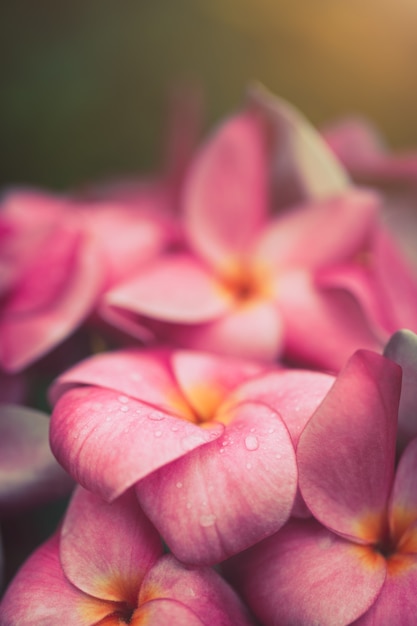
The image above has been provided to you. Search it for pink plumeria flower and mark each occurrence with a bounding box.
[104,90,417,371]
[49,348,297,564]
[384,328,417,449]
[0,187,173,373]
[322,117,417,270]
[224,350,417,625]
[0,486,255,625]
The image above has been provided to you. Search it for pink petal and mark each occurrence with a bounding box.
[49,349,182,414]
[0,229,103,372]
[50,386,223,501]
[254,190,379,271]
[171,350,267,420]
[353,558,417,625]
[137,554,255,626]
[277,269,381,371]
[171,299,285,362]
[225,517,386,626]
[384,330,417,447]
[136,401,296,564]
[132,599,204,626]
[183,110,268,275]
[105,254,232,323]
[388,438,417,544]
[0,404,73,511]
[60,487,162,604]
[248,84,349,208]
[0,532,114,626]
[298,350,402,543]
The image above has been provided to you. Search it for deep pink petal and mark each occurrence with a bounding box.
[298,350,402,543]
[105,254,232,323]
[171,350,267,420]
[254,190,379,271]
[0,230,103,372]
[353,558,417,625]
[225,517,386,626]
[60,487,162,604]
[137,554,256,626]
[248,84,349,207]
[136,401,296,564]
[0,404,73,511]
[171,300,285,362]
[183,110,268,274]
[0,532,114,626]
[384,329,417,447]
[277,269,381,371]
[50,386,223,501]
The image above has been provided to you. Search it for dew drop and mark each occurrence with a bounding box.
[199,514,217,527]
[154,430,162,438]
[147,412,165,421]
[176,481,183,489]
[120,405,129,413]
[250,427,256,433]
[244,435,259,451]
[171,425,179,432]
[186,502,192,509]
[118,395,129,404]
[105,415,112,422]
[246,462,252,470]
[267,427,275,434]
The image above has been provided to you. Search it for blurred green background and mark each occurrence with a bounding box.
[2,0,417,190]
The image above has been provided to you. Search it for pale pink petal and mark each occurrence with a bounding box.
[136,401,296,564]
[60,487,162,604]
[183,110,268,274]
[171,350,267,420]
[49,349,181,415]
[388,438,417,542]
[132,599,204,626]
[172,299,285,362]
[0,404,73,511]
[228,369,335,445]
[298,350,401,543]
[353,559,417,625]
[137,554,255,626]
[0,230,103,373]
[248,83,349,208]
[254,190,379,271]
[50,386,223,501]
[277,269,381,371]
[81,200,173,289]
[0,532,115,626]
[224,518,386,626]
[106,254,232,323]
[384,330,417,447]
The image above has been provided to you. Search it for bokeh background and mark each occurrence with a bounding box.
[2,0,417,191]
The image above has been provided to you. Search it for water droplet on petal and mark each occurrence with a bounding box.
[154,430,162,438]
[118,395,129,404]
[250,427,256,433]
[246,462,252,470]
[148,411,165,421]
[199,514,217,527]
[120,405,129,413]
[244,435,259,451]
[267,427,274,434]
[176,481,183,488]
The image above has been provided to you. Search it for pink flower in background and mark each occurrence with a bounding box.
[322,117,417,269]
[0,487,255,625]
[0,188,173,373]
[104,90,417,371]
[49,348,298,564]
[224,350,417,625]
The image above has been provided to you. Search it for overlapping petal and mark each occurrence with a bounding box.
[60,487,162,604]
[50,385,222,501]
[298,350,401,542]
[225,518,386,626]
[136,401,296,564]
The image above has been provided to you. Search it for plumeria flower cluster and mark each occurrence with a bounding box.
[2,85,417,625]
